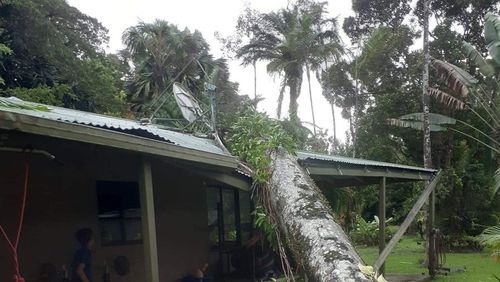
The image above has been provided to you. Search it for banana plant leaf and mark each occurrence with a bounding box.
[485,12,500,66]
[432,59,478,98]
[399,112,457,125]
[494,168,500,197]
[462,41,496,77]
[428,88,465,110]
[386,118,448,132]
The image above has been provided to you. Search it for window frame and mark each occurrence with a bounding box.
[96,181,142,247]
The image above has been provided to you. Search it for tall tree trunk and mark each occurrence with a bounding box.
[277,81,286,119]
[422,0,435,276]
[422,0,432,182]
[317,60,336,150]
[331,101,337,148]
[268,150,372,281]
[306,62,317,136]
[289,76,302,122]
[349,109,355,154]
[253,60,257,107]
[353,59,359,158]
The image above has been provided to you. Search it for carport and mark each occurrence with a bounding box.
[297,151,441,275]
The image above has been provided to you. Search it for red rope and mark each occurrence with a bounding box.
[0,158,29,282]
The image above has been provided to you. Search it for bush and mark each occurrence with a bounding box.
[1,84,74,107]
[350,215,397,246]
[442,234,483,252]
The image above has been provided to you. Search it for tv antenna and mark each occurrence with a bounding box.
[146,58,218,133]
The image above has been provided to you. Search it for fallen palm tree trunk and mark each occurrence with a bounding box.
[266,150,372,281]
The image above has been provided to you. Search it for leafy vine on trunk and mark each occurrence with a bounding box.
[225,109,298,279]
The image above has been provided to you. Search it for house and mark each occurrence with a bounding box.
[0,97,436,281]
[0,97,252,281]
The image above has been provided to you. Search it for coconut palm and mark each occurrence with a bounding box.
[296,0,344,136]
[236,6,305,121]
[236,2,343,125]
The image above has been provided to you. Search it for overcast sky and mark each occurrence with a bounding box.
[68,0,355,140]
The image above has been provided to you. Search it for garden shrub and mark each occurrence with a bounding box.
[350,215,397,246]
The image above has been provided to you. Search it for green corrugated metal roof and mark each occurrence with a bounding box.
[297,151,436,173]
[0,97,227,156]
[0,97,436,175]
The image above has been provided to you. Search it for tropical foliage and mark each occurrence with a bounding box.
[2,0,500,275]
[0,0,127,114]
[477,225,500,260]
[121,20,243,124]
[350,215,397,246]
[233,0,343,123]
[388,12,500,197]
[337,0,500,259]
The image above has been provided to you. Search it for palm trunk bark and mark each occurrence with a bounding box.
[277,82,286,119]
[289,76,302,122]
[353,61,359,158]
[267,150,372,281]
[253,60,257,107]
[331,101,337,148]
[306,62,317,136]
[349,110,355,153]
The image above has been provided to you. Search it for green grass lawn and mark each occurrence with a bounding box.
[356,236,500,281]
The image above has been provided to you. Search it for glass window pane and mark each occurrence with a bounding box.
[96,181,141,245]
[222,189,236,242]
[99,220,121,244]
[124,219,142,241]
[206,187,219,245]
[239,191,252,242]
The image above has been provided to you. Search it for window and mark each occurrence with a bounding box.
[207,187,252,247]
[96,181,142,246]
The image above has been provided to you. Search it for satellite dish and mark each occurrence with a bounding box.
[172,82,205,123]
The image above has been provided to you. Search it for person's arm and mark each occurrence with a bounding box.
[75,263,90,282]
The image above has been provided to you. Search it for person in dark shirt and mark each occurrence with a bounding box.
[71,228,94,282]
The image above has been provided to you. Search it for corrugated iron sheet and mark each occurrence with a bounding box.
[0,97,436,174]
[297,151,436,172]
[0,97,227,156]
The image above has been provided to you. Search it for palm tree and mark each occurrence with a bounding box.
[122,20,211,112]
[297,0,344,137]
[321,60,354,149]
[236,6,304,122]
[237,1,344,134]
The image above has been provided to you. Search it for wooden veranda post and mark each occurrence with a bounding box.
[139,158,160,282]
[429,187,436,276]
[373,171,442,273]
[378,177,386,275]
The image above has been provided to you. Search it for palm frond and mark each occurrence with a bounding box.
[477,225,500,260]
[386,118,448,132]
[399,112,457,125]
[462,41,495,77]
[428,88,465,110]
[0,98,50,111]
[494,167,500,197]
[432,59,478,98]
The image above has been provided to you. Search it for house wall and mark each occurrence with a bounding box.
[0,132,209,282]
